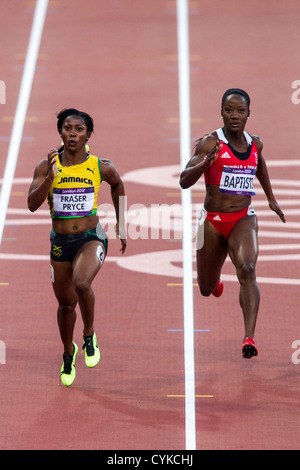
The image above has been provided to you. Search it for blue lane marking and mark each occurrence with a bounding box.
[0,136,34,142]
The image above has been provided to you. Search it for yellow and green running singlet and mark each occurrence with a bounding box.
[48,154,102,219]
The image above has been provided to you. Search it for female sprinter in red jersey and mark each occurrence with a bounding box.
[28,108,127,385]
[180,89,286,358]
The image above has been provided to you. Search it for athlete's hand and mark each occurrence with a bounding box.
[203,139,222,167]
[47,148,58,179]
[115,223,127,254]
[269,199,286,223]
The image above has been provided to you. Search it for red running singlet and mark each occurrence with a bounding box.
[204,128,259,196]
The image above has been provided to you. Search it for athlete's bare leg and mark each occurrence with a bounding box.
[51,260,77,356]
[72,240,104,337]
[197,219,228,296]
[228,215,259,339]
[51,241,104,355]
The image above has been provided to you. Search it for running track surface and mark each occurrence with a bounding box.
[0,0,300,450]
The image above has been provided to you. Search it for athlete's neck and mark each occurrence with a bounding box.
[223,127,247,152]
[61,148,88,166]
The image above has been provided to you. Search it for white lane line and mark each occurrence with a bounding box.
[176,0,196,451]
[0,0,48,245]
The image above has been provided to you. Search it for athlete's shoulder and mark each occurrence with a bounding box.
[99,157,114,168]
[33,158,49,176]
[250,134,263,153]
[89,155,113,168]
[193,132,218,156]
[99,158,116,180]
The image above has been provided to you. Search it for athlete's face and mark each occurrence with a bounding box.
[60,115,91,152]
[221,94,250,133]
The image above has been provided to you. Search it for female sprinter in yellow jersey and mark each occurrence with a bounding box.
[28,108,127,386]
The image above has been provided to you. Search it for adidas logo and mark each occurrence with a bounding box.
[213,215,221,221]
[221,151,231,158]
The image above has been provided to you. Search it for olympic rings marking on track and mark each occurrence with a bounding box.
[2,162,300,285]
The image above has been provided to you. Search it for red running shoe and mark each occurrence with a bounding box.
[212,279,224,297]
[242,337,258,359]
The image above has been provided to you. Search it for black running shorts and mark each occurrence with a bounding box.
[50,223,107,262]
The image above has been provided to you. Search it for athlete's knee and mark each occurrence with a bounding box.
[58,302,76,316]
[236,260,256,282]
[73,277,92,296]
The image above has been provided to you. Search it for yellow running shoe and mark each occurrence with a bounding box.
[82,333,100,368]
[60,342,78,386]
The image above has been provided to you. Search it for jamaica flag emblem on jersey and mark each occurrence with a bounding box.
[52,244,62,257]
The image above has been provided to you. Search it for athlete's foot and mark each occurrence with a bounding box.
[60,342,78,386]
[242,337,258,359]
[212,279,224,297]
[82,332,100,368]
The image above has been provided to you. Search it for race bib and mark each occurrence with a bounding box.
[219,167,256,196]
[53,187,94,217]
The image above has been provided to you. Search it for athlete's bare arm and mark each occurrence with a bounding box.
[252,136,286,223]
[27,148,58,212]
[100,159,127,253]
[179,134,221,189]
